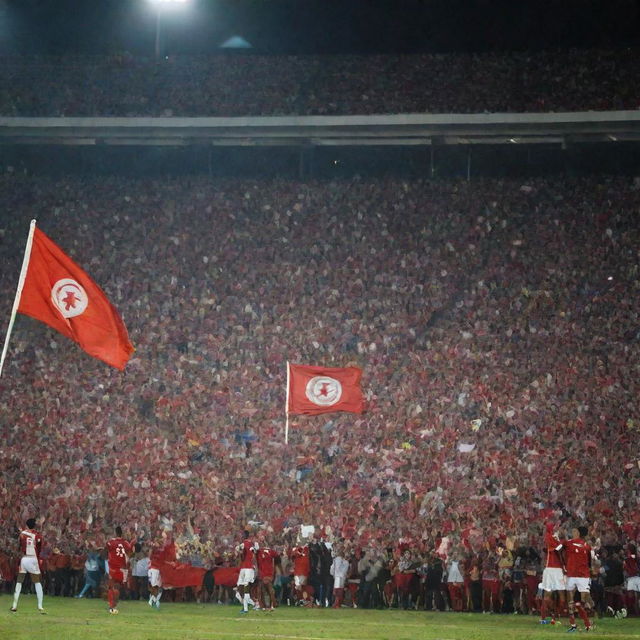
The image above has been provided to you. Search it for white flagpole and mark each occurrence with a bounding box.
[0,219,37,378]
[285,361,291,445]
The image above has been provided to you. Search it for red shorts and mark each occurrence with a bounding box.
[109,568,128,584]
[261,575,274,584]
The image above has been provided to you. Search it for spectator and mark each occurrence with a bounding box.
[0,173,638,617]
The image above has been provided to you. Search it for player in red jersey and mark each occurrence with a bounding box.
[256,543,279,611]
[105,526,134,614]
[557,526,594,632]
[235,531,258,613]
[10,518,46,614]
[539,522,566,624]
[148,533,176,609]
[291,543,311,604]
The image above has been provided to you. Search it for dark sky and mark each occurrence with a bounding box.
[1,0,639,55]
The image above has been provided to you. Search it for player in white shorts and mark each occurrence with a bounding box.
[558,526,594,632]
[538,522,566,624]
[541,567,567,591]
[148,534,175,609]
[236,532,259,613]
[148,568,162,588]
[11,518,46,614]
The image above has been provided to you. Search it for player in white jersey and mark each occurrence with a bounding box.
[10,518,46,614]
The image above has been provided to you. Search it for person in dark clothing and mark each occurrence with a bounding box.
[468,559,483,613]
[501,569,515,613]
[358,551,384,609]
[602,549,625,615]
[424,553,445,611]
[308,541,321,605]
[315,541,334,607]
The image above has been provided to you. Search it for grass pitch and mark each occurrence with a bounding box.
[1,596,639,640]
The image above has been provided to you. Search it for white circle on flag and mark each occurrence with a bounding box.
[305,376,343,406]
[51,278,88,318]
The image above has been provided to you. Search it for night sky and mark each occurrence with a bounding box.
[1,0,639,55]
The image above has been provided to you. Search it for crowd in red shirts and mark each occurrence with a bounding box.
[0,171,638,613]
[0,48,639,116]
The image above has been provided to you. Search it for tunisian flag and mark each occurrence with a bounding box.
[287,363,364,415]
[16,224,134,370]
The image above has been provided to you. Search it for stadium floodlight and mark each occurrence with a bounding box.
[147,0,191,61]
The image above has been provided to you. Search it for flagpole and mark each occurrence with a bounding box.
[0,220,37,378]
[285,361,291,445]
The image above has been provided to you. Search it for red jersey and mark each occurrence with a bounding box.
[238,539,258,570]
[150,540,176,570]
[19,528,43,559]
[257,548,278,579]
[544,530,563,569]
[106,537,134,571]
[624,552,639,577]
[560,538,591,578]
[291,546,310,577]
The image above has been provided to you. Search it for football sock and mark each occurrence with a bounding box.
[577,605,590,627]
[12,582,22,608]
[235,590,243,604]
[156,589,163,603]
[35,583,44,608]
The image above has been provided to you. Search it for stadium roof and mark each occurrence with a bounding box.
[1,112,639,148]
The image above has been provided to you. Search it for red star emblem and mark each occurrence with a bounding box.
[62,290,79,311]
[319,383,330,397]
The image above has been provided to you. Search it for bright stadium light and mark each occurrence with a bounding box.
[147,0,191,61]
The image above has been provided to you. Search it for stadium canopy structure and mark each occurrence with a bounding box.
[1,111,639,148]
[219,36,252,49]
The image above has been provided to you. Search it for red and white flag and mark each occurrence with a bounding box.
[9,222,134,370]
[287,363,365,416]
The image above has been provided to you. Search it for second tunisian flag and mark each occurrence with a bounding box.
[287,363,364,415]
[17,225,134,370]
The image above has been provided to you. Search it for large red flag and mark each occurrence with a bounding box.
[287,363,364,415]
[16,225,134,370]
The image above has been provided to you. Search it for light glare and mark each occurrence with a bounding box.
[148,0,189,6]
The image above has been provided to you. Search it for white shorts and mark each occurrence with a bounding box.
[541,567,566,592]
[333,575,346,589]
[566,576,590,593]
[237,568,255,587]
[148,568,162,588]
[294,575,307,588]
[626,576,640,592]
[19,556,41,575]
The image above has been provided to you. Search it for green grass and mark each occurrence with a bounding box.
[1,596,639,640]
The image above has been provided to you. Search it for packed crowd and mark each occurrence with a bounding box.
[1,48,639,117]
[0,173,639,608]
